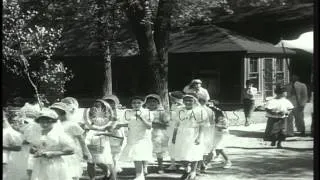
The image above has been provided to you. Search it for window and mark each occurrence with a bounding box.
[275,58,285,84]
[248,58,259,90]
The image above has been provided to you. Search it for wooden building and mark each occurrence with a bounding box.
[168,25,295,106]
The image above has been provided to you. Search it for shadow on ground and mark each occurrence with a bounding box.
[229,130,265,138]
[203,148,313,179]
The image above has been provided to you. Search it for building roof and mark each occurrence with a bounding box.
[169,25,296,55]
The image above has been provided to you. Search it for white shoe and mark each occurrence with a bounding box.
[116,166,123,173]
[223,160,232,169]
[134,175,145,180]
[190,172,197,179]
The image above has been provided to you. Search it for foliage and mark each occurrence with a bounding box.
[2,1,73,104]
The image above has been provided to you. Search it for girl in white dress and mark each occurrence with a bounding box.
[29,108,74,180]
[103,95,127,173]
[50,101,92,180]
[119,96,153,180]
[145,94,170,174]
[3,110,23,180]
[197,95,215,173]
[212,109,232,169]
[83,99,117,180]
[172,93,208,179]
[19,99,42,180]
[167,91,185,171]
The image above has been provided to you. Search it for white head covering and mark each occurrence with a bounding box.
[50,102,73,113]
[61,97,79,110]
[145,94,164,110]
[35,108,59,121]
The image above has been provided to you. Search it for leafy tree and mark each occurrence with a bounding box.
[2,0,73,105]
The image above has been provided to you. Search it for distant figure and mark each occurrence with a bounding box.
[286,75,308,136]
[264,85,294,148]
[242,80,258,126]
[183,79,210,102]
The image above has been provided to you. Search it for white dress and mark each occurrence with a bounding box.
[30,125,74,180]
[109,109,127,159]
[172,106,208,161]
[167,104,184,158]
[3,126,23,164]
[61,120,85,178]
[151,109,170,154]
[212,117,230,150]
[23,122,42,170]
[119,108,153,162]
[85,128,114,165]
[201,105,215,154]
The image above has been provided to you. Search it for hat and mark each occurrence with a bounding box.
[145,94,161,103]
[35,108,58,123]
[183,93,199,100]
[103,95,120,106]
[50,102,73,113]
[61,97,79,109]
[190,79,202,85]
[129,96,145,103]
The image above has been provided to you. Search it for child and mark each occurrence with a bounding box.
[145,94,170,174]
[212,108,232,169]
[103,95,127,173]
[82,99,116,180]
[19,98,42,180]
[171,93,208,179]
[167,91,185,171]
[197,95,215,173]
[61,97,86,127]
[119,96,153,180]
[264,85,294,148]
[50,101,92,180]
[3,110,23,180]
[29,108,74,180]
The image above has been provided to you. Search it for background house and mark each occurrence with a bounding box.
[168,25,295,107]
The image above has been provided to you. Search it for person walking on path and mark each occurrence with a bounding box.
[119,96,154,180]
[103,95,127,174]
[145,94,170,174]
[3,110,23,180]
[264,85,294,148]
[167,91,185,171]
[50,101,92,180]
[243,80,257,126]
[183,79,210,102]
[28,108,75,180]
[286,75,308,136]
[171,93,208,180]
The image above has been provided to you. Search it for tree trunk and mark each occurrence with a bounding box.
[103,44,113,96]
[125,0,174,110]
[154,0,174,110]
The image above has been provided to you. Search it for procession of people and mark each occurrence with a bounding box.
[2,77,311,180]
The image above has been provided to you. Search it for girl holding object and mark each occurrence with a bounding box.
[145,94,170,174]
[28,108,74,180]
[119,96,153,180]
[50,101,92,180]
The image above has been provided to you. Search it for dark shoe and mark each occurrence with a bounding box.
[271,141,276,146]
[180,172,190,180]
[277,142,283,149]
[200,163,207,173]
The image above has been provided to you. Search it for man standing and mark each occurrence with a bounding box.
[243,80,258,126]
[286,74,308,136]
[183,79,210,102]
